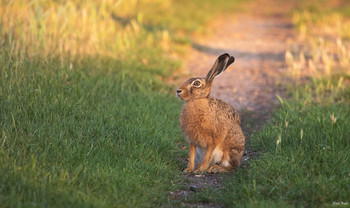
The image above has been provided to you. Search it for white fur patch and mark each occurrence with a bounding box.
[211,147,223,164]
[195,146,223,165]
[221,160,230,167]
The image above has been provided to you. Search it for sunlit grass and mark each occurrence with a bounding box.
[0,0,245,207]
[0,0,161,59]
[0,0,244,59]
[286,6,350,80]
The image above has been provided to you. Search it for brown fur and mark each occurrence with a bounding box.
[177,54,245,173]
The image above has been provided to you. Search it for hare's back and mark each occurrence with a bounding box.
[208,98,240,125]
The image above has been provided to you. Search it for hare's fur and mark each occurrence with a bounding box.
[177,53,245,173]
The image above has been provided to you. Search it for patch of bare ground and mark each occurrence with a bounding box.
[172,0,296,207]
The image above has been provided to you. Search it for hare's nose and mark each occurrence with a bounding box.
[176,89,183,94]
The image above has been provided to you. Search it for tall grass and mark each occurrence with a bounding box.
[286,0,350,79]
[0,0,244,59]
[0,0,162,59]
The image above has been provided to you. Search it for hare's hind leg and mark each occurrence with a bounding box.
[206,164,233,173]
[207,148,243,173]
[206,150,233,173]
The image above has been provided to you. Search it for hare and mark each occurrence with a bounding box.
[176,53,245,173]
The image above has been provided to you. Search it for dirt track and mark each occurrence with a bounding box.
[173,0,296,206]
[184,0,294,132]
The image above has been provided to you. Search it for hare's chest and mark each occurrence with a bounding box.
[180,110,204,138]
[180,102,214,146]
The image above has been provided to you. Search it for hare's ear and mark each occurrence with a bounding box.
[206,53,235,83]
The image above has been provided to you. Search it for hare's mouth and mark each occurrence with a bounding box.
[176,89,184,100]
[176,93,183,100]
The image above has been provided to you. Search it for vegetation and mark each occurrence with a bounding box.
[0,0,243,207]
[1,0,349,207]
[0,54,182,207]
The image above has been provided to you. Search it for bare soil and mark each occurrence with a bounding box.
[172,0,296,207]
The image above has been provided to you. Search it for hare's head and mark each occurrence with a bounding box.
[176,53,235,101]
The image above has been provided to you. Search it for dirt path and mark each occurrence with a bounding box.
[173,0,295,207]
[185,1,294,132]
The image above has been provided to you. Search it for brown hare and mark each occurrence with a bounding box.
[177,53,245,173]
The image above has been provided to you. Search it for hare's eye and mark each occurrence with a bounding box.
[193,80,201,87]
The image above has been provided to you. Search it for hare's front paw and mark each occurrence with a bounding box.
[193,166,207,174]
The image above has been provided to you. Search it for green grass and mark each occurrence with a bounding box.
[223,83,349,207]
[0,53,184,207]
[0,0,246,207]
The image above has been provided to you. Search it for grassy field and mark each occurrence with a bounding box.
[0,54,183,207]
[0,0,244,207]
[1,0,350,207]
